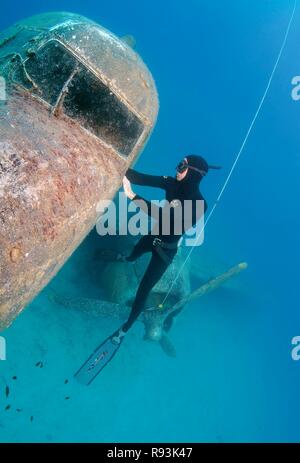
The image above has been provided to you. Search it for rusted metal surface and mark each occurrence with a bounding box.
[0,12,159,329]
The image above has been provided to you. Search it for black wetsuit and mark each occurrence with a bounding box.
[122,167,207,332]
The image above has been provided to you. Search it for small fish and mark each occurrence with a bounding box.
[12,376,17,380]
[5,405,10,411]
[5,386,9,399]
[35,361,41,367]
[65,396,70,400]
[64,379,69,385]
[30,416,34,422]
[16,409,22,412]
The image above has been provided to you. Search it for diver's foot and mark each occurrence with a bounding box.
[112,328,126,345]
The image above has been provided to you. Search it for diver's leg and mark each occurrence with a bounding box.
[122,252,171,333]
[125,235,153,262]
[115,236,151,263]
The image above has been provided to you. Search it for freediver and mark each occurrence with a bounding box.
[112,155,221,344]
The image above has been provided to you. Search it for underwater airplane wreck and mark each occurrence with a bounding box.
[49,233,248,357]
[0,12,159,329]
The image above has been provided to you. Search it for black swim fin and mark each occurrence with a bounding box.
[74,330,124,386]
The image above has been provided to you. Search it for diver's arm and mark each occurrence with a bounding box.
[123,177,162,218]
[131,194,162,219]
[125,168,171,190]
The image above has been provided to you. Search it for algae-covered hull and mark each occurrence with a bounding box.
[0,12,159,329]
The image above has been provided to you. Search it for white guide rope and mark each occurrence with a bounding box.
[161,0,298,307]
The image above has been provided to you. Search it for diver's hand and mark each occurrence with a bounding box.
[123,176,135,200]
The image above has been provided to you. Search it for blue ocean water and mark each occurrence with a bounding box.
[1,0,300,443]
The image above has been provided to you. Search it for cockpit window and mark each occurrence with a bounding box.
[24,40,76,106]
[17,40,144,157]
[63,66,144,157]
